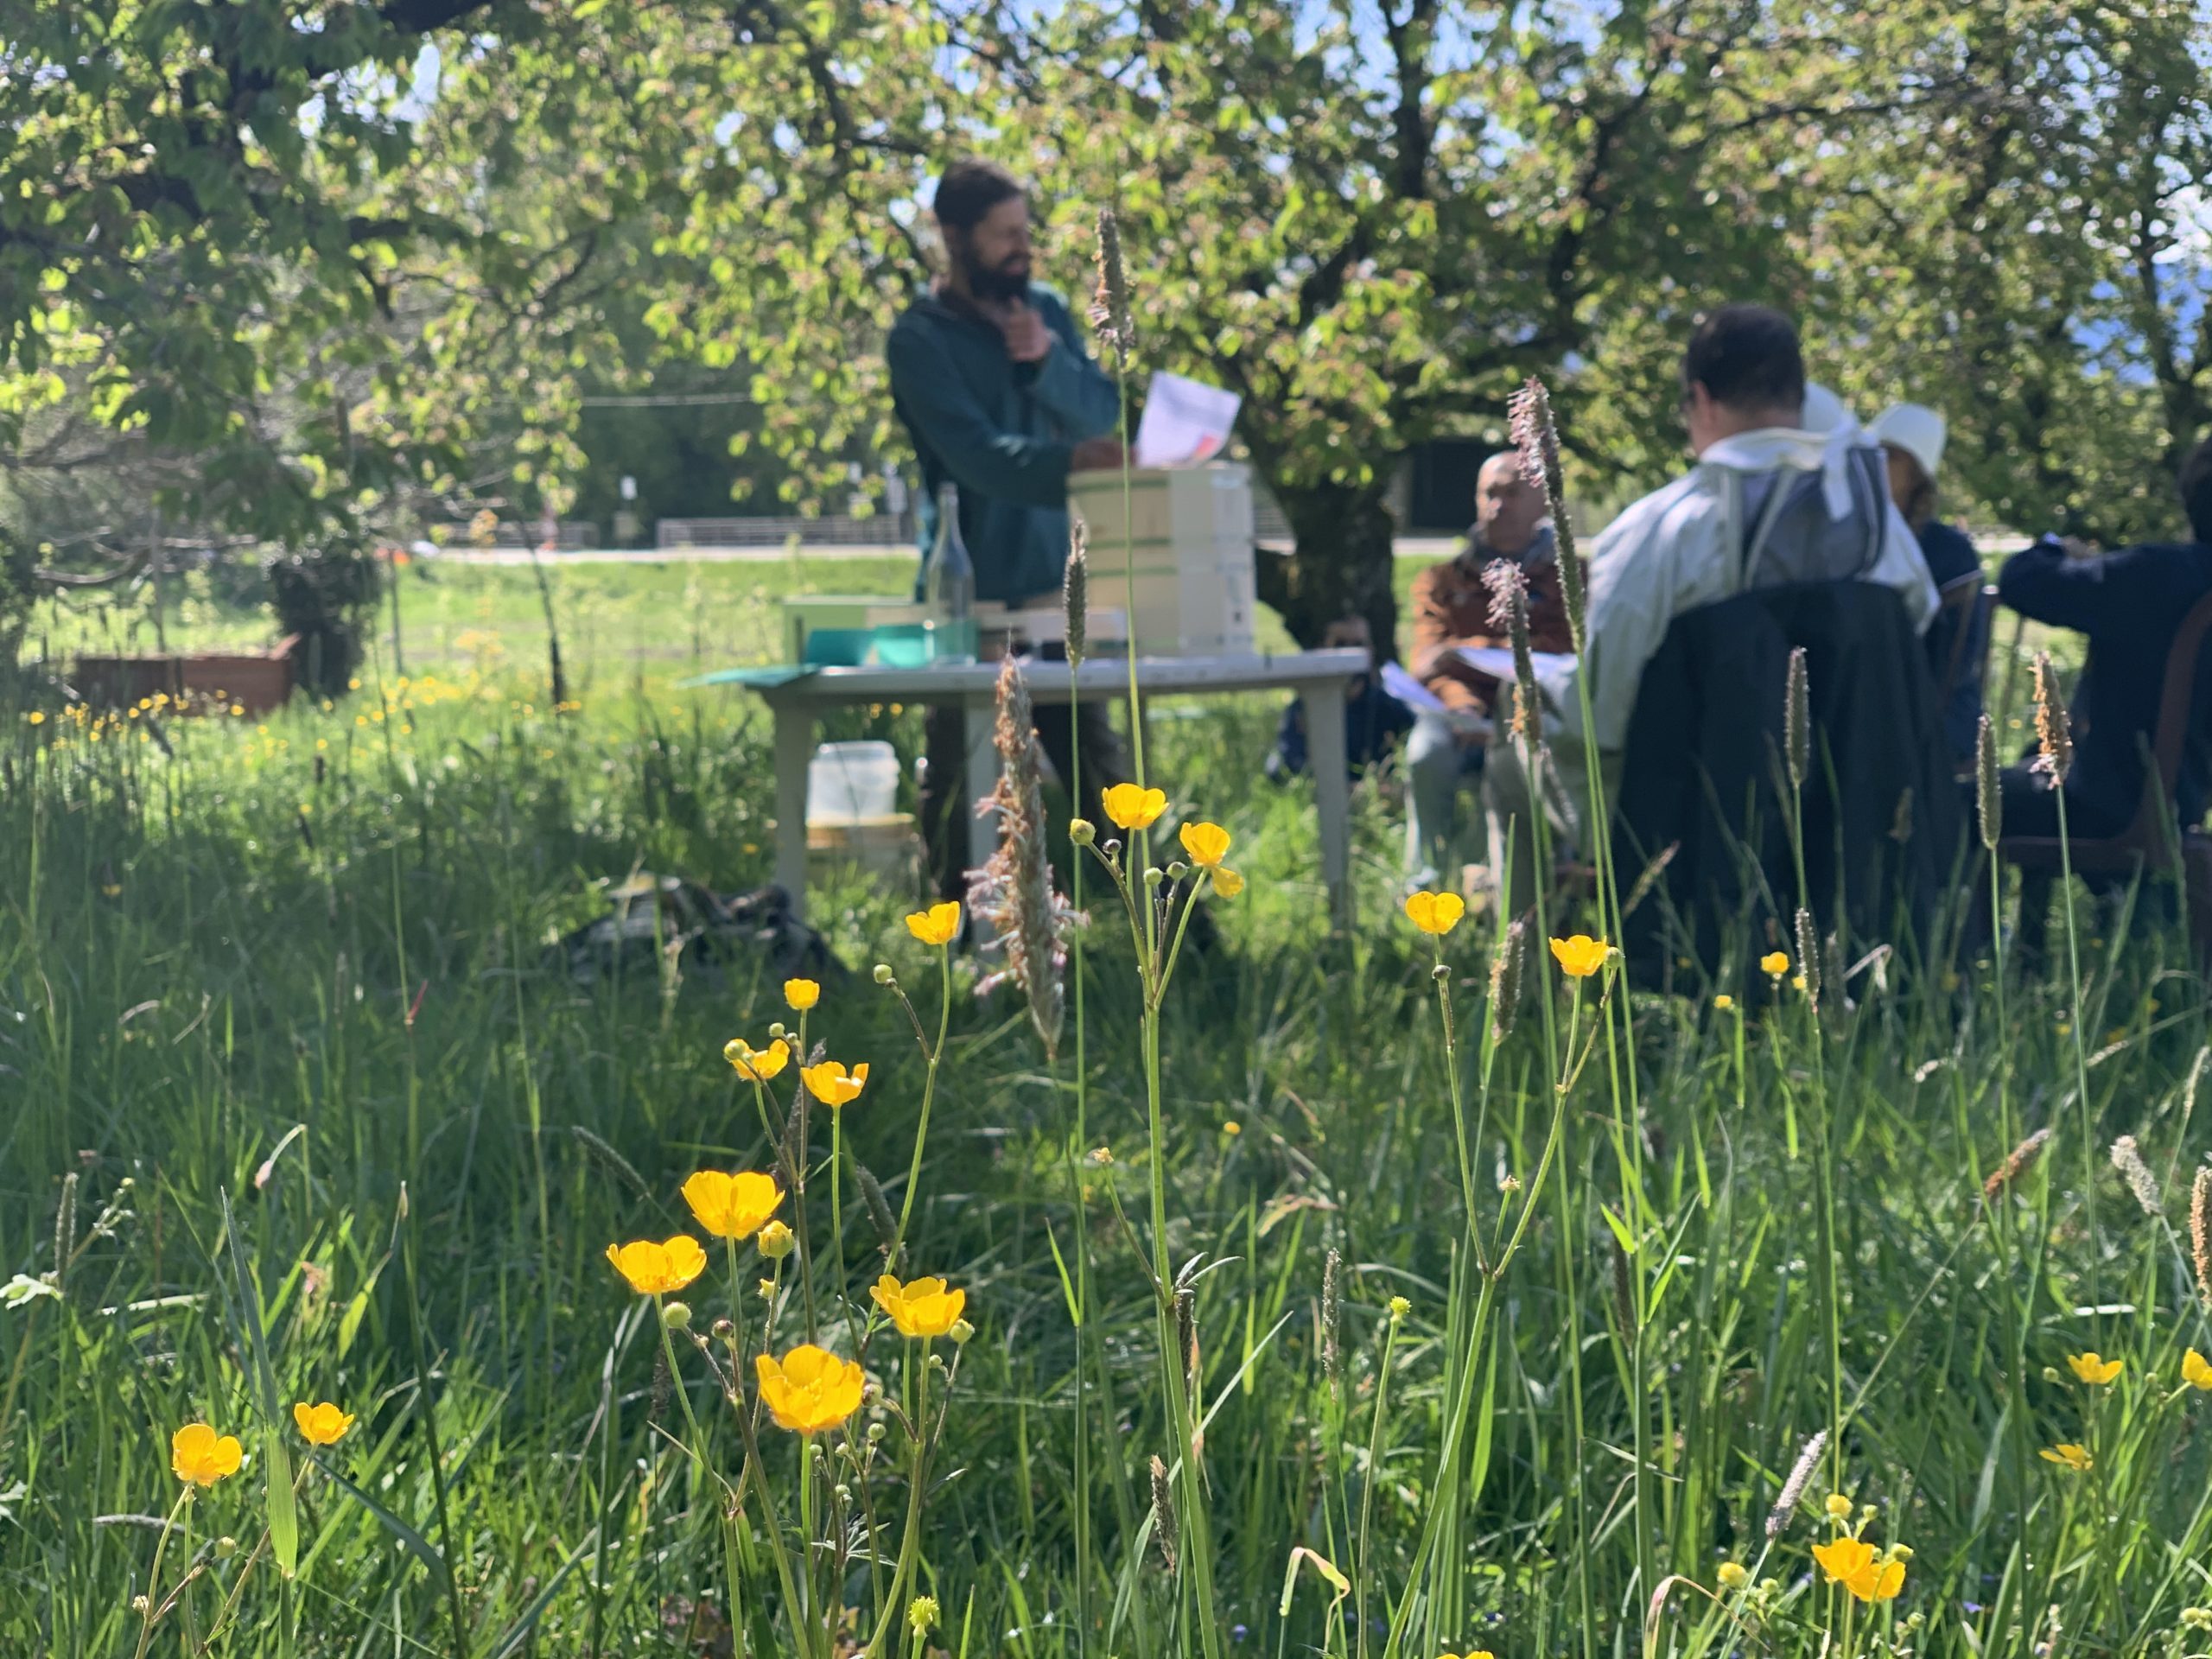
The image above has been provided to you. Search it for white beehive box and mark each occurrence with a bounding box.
[1069,465,1258,656]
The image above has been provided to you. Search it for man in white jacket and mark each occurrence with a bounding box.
[1484,305,1938,917]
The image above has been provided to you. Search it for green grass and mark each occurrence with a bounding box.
[3,569,2208,1659]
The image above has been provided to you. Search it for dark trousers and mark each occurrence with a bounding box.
[920,699,1130,899]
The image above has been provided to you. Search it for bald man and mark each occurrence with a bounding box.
[1403,453,1573,887]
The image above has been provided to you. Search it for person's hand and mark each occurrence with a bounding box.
[997,302,1052,364]
[1070,437,1126,473]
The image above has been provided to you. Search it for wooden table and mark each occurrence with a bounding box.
[746,649,1371,926]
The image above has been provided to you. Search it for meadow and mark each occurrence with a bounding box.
[4,541,2211,1659]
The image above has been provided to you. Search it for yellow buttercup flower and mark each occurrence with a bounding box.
[1438,1651,1496,1659]
[171,1423,244,1486]
[604,1236,708,1295]
[1179,822,1231,868]
[724,1036,789,1082]
[754,1344,866,1434]
[1716,1561,1749,1590]
[1714,994,1735,1011]
[801,1059,869,1108]
[681,1170,785,1240]
[2067,1351,2123,1385]
[1404,890,1465,936]
[2040,1442,2092,1471]
[1824,1492,1853,1520]
[1101,783,1168,831]
[1549,934,1609,978]
[1811,1536,1906,1603]
[784,978,820,1012]
[292,1402,355,1446]
[2183,1348,2212,1389]
[906,902,961,946]
[1211,867,1245,898]
[870,1274,967,1338]
[1761,950,1789,979]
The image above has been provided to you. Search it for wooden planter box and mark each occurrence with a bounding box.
[74,637,299,715]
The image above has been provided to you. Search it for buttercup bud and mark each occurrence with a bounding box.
[948,1318,975,1344]
[758,1277,777,1300]
[662,1300,692,1331]
[873,963,894,985]
[1144,866,1165,887]
[215,1535,238,1560]
[711,1318,735,1340]
[1070,817,1096,847]
[767,1021,788,1042]
[757,1220,796,1261]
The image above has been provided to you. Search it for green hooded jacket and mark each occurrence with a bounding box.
[887,283,1122,605]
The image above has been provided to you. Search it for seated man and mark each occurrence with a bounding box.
[1402,451,1572,888]
[1486,303,1940,916]
[1867,402,1987,765]
[1995,436,2212,840]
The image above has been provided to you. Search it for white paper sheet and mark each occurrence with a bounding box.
[1451,646,1576,682]
[1133,372,1242,467]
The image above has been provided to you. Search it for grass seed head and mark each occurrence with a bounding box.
[1321,1246,1342,1395]
[1509,377,1584,649]
[1985,1127,2055,1202]
[1149,1453,1178,1573]
[1794,908,1821,1008]
[1090,208,1135,367]
[2032,652,2073,783]
[1975,713,2002,849]
[1491,918,1528,1045]
[1484,559,1540,744]
[1064,523,1089,668]
[2110,1135,2162,1217]
[1784,647,1809,793]
[1768,1428,1827,1537]
[2193,1165,2211,1309]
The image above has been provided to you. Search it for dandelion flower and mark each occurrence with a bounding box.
[2067,1351,2124,1385]
[906,902,961,946]
[1761,950,1789,979]
[784,978,820,1012]
[291,1402,355,1446]
[2040,1443,2092,1471]
[681,1170,785,1240]
[1404,890,1465,936]
[1549,934,1609,978]
[1101,783,1167,830]
[1811,1536,1906,1603]
[604,1236,708,1295]
[869,1273,967,1338]
[754,1344,865,1434]
[801,1059,869,1108]
[2181,1348,2212,1390]
[171,1423,244,1486]
[724,1037,789,1082]
[1179,822,1231,868]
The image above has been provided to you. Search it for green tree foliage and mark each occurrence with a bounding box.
[3,0,2208,660]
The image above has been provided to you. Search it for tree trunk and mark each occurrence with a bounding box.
[1256,480,1400,658]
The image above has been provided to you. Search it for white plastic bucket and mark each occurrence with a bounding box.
[806,740,899,824]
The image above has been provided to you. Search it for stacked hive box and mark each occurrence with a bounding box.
[1068,464,1258,657]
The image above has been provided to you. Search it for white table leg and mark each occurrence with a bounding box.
[1306,682,1352,928]
[772,700,812,921]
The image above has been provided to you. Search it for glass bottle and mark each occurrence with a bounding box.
[925,481,977,664]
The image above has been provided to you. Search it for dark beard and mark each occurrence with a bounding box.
[961,251,1030,303]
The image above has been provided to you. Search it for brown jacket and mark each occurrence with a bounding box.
[1410,529,1573,714]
